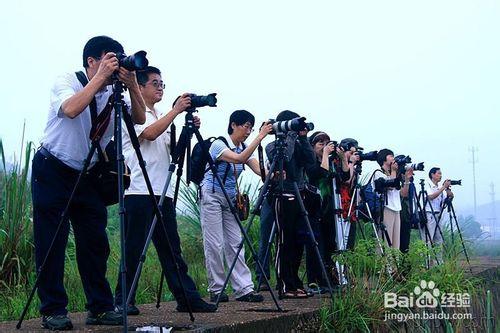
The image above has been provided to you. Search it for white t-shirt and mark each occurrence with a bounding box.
[425,181,447,213]
[372,170,402,212]
[123,107,175,198]
[41,70,131,170]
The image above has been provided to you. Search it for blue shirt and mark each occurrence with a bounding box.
[201,138,254,199]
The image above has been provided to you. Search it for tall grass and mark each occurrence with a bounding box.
[0,137,34,288]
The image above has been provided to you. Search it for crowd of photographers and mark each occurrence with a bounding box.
[31,35,457,330]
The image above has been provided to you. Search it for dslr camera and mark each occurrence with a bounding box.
[268,117,314,134]
[188,93,217,109]
[394,155,425,175]
[116,51,149,71]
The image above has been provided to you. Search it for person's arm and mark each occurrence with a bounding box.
[61,52,117,118]
[247,158,263,176]
[139,94,191,141]
[427,180,450,200]
[218,123,272,164]
[118,66,146,124]
[400,169,413,197]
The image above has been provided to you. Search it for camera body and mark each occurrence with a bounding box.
[268,117,314,134]
[116,51,149,71]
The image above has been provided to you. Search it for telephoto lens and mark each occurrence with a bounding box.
[117,51,149,71]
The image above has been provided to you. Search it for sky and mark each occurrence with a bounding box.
[0,0,499,222]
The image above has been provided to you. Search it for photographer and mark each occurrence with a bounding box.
[199,110,272,303]
[114,66,216,314]
[306,132,350,290]
[31,36,145,330]
[338,138,362,250]
[373,149,412,249]
[422,167,454,262]
[265,110,317,299]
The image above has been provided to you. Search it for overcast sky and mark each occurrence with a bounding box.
[0,0,499,219]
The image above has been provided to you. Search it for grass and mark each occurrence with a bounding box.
[0,141,496,331]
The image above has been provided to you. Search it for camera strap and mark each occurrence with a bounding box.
[257,143,266,183]
[75,71,112,161]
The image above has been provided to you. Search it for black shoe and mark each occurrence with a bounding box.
[209,292,229,303]
[115,304,140,316]
[41,315,73,331]
[86,310,123,325]
[176,298,217,313]
[236,291,264,302]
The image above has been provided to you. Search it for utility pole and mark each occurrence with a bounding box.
[469,147,478,216]
[489,182,496,238]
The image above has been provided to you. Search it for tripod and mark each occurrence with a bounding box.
[410,179,442,267]
[129,110,281,312]
[17,77,191,331]
[418,179,447,267]
[221,132,334,304]
[436,197,471,270]
[346,170,386,257]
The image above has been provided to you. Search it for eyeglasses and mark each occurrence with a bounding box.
[241,123,254,133]
[146,80,165,89]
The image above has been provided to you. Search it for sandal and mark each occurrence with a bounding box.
[297,288,314,297]
[280,290,309,299]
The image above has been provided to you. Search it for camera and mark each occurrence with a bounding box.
[357,150,378,162]
[374,177,402,192]
[450,180,462,186]
[116,51,149,71]
[189,93,217,109]
[394,155,412,166]
[406,162,425,171]
[268,117,314,134]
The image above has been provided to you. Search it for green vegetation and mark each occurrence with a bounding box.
[0,140,496,332]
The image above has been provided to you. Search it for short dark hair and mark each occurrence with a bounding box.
[136,66,161,86]
[82,36,124,68]
[276,110,300,121]
[377,148,394,167]
[429,167,440,179]
[228,110,255,135]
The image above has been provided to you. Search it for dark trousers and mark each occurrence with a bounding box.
[31,150,114,316]
[256,198,274,282]
[274,195,309,292]
[114,195,201,307]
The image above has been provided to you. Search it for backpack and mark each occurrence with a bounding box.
[359,169,384,220]
[188,137,246,186]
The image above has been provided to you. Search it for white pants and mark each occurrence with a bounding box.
[381,207,401,249]
[200,189,254,297]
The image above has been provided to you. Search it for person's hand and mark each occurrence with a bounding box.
[117,67,139,90]
[194,115,201,128]
[350,152,360,163]
[404,167,414,180]
[336,146,346,161]
[323,142,335,156]
[95,52,119,81]
[258,121,273,140]
[173,93,192,115]
[391,162,398,172]
[443,179,451,189]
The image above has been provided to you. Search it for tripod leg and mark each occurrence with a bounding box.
[17,144,98,329]
[257,221,277,292]
[449,204,472,271]
[292,182,334,299]
[214,159,280,309]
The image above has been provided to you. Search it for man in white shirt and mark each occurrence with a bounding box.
[421,167,453,262]
[373,149,412,249]
[115,66,216,314]
[31,36,145,330]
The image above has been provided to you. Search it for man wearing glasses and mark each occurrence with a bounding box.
[114,66,217,314]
